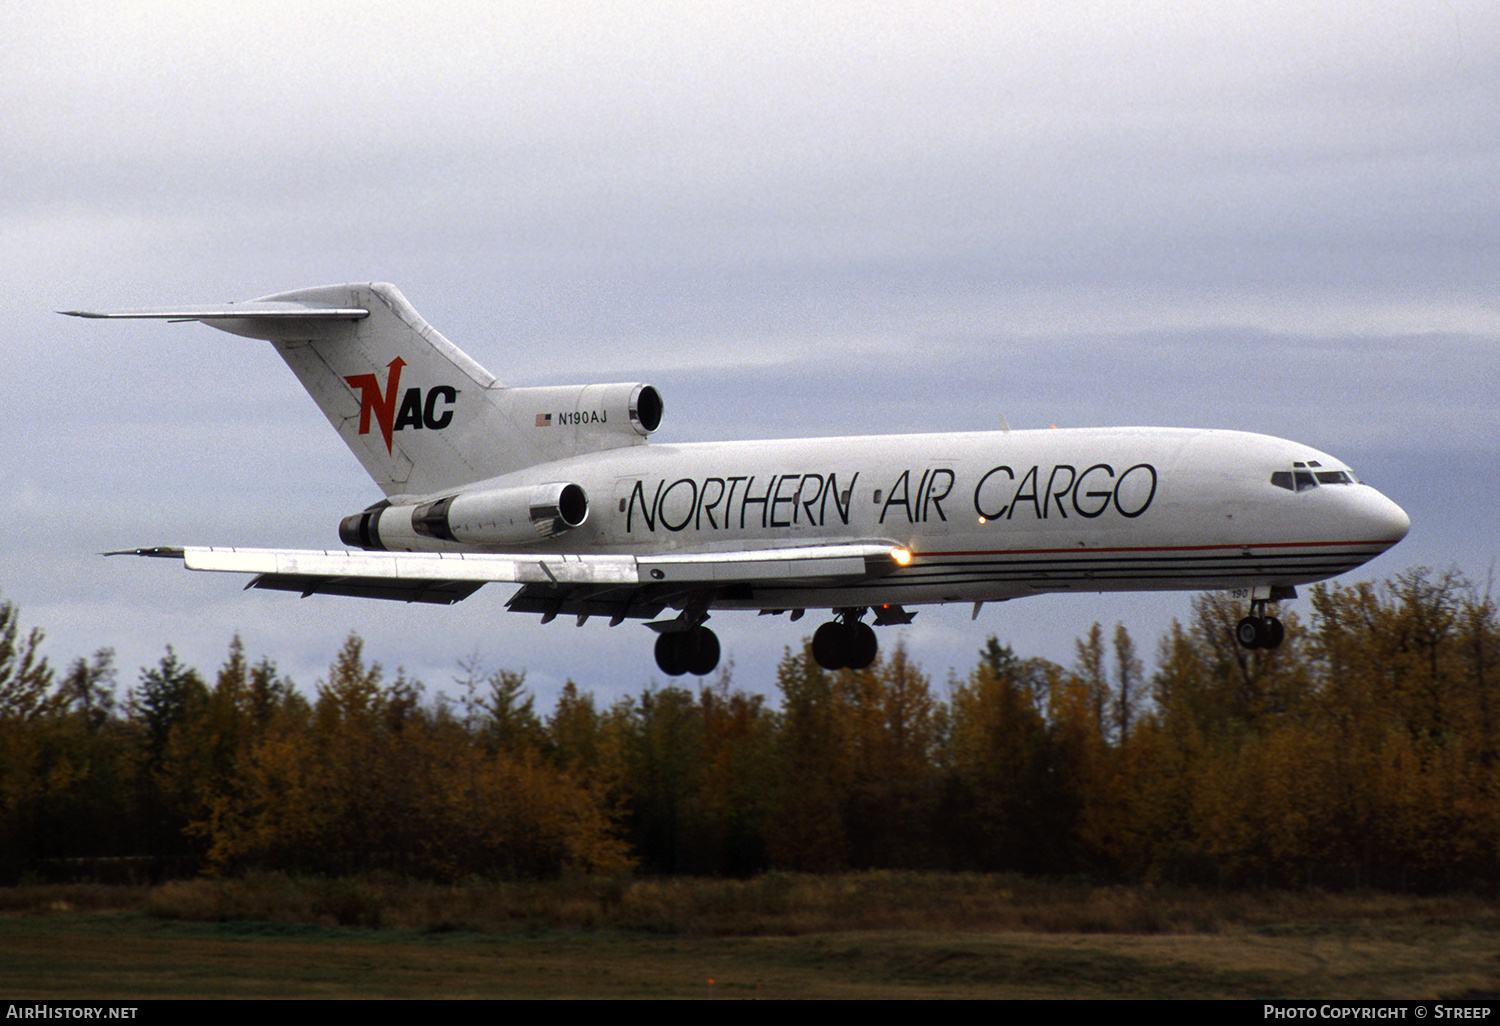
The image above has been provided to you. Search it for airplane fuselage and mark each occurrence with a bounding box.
[382,425,1409,610]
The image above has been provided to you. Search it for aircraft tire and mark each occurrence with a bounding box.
[812,621,847,670]
[847,622,878,670]
[1235,616,1263,649]
[654,632,689,676]
[1262,616,1285,649]
[684,626,721,676]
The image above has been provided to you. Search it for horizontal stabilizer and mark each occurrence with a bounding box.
[59,301,368,322]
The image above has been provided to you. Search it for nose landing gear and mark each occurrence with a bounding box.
[1235,597,1285,650]
[1232,585,1297,651]
[1235,613,1284,650]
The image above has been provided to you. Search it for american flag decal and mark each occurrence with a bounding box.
[535,413,552,427]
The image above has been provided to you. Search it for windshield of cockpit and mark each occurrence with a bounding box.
[1270,460,1359,492]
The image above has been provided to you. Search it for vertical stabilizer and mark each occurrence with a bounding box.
[258,283,514,496]
[64,283,660,498]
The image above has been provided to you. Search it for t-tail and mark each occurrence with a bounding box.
[63,283,664,498]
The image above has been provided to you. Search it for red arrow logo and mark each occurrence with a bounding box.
[344,357,405,454]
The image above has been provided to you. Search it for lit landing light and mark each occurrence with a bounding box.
[891,547,913,567]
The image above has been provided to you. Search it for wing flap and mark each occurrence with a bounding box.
[638,544,895,583]
[248,573,483,604]
[505,586,669,621]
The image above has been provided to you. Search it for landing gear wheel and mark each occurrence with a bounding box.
[683,626,721,676]
[811,620,880,670]
[812,621,847,670]
[655,632,688,676]
[847,622,878,670]
[655,627,721,676]
[1235,614,1286,650]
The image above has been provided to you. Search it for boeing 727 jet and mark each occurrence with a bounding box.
[64,283,1410,675]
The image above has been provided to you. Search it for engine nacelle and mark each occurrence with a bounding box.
[506,382,663,438]
[419,482,590,543]
[339,482,590,551]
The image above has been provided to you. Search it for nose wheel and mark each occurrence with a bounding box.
[1235,599,1285,650]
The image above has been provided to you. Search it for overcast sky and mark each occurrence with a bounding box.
[5,1,1497,706]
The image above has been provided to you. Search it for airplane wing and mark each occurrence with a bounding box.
[111,542,906,621]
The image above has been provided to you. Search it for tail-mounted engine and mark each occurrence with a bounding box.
[340,481,590,551]
[507,382,663,438]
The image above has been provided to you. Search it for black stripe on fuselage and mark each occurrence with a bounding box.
[897,546,1378,578]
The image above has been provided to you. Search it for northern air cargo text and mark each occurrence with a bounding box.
[623,463,1159,534]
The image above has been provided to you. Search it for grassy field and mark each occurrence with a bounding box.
[3,874,1498,998]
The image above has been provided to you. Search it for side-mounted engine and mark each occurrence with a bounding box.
[340,481,590,551]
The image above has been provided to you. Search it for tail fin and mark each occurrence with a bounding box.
[258,283,507,496]
[65,283,661,498]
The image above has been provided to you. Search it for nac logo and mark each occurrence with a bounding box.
[344,357,458,454]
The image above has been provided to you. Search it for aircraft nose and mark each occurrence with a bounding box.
[1360,487,1410,547]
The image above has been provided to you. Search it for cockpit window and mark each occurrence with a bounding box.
[1270,463,1358,491]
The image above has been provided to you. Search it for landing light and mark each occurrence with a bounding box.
[891,547,913,566]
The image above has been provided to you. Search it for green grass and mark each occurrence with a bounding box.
[3,875,1499,998]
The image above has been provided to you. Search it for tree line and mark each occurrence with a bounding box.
[2,566,1496,889]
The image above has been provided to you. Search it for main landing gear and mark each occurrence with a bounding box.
[1235,598,1285,651]
[811,610,878,671]
[651,607,890,677]
[654,625,721,676]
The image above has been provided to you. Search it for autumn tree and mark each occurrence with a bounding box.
[61,649,116,734]
[458,658,545,756]
[0,597,54,722]
[767,644,849,869]
[1111,622,1143,741]
[831,643,940,867]
[197,634,630,879]
[945,640,1054,869]
[693,675,777,875]
[179,638,302,873]
[610,685,704,872]
[0,603,139,881]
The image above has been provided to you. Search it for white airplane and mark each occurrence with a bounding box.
[64,283,1410,675]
